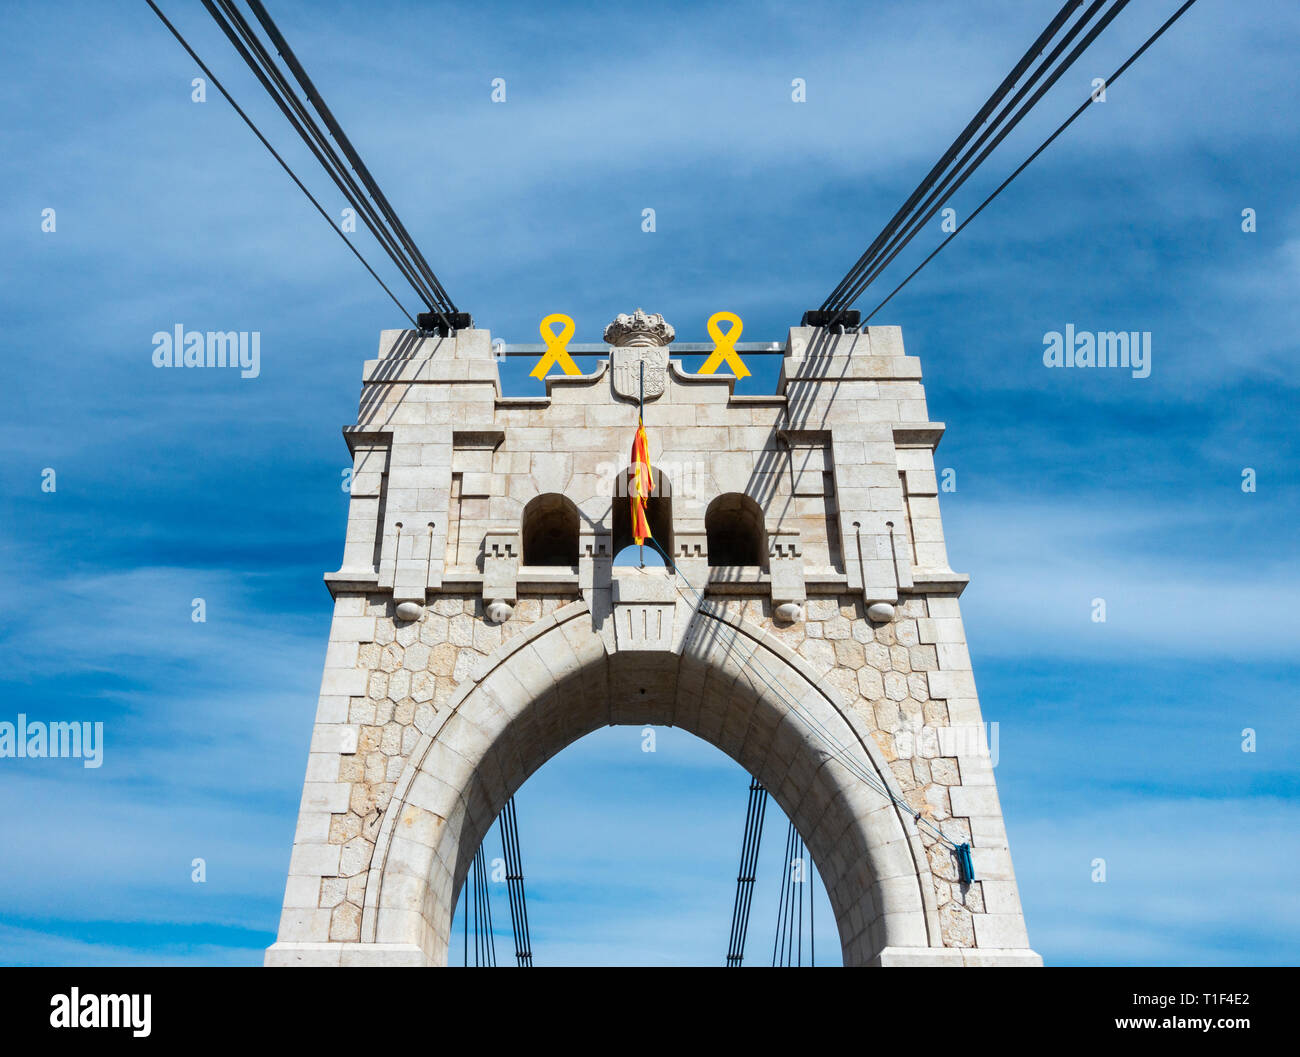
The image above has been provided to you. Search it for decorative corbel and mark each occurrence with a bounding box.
[768,529,805,620]
[482,530,520,620]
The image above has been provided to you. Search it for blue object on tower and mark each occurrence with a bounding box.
[955,842,976,884]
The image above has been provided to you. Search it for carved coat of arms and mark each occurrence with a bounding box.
[604,308,675,403]
[611,346,668,402]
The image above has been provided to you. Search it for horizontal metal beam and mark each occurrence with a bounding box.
[495,342,786,357]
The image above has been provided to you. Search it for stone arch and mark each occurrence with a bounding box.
[521,493,579,567]
[705,492,766,568]
[360,597,942,965]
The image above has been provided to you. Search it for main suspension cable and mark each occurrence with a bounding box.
[145,0,418,326]
[819,0,1088,313]
[860,0,1201,324]
[201,0,443,314]
[246,0,459,320]
[829,0,1130,318]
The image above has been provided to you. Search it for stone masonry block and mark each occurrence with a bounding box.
[972,913,1029,950]
[289,843,341,878]
[927,669,977,700]
[310,724,359,756]
[300,782,351,815]
[329,617,378,642]
[949,785,1002,819]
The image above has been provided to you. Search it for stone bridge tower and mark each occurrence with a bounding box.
[265,315,1040,967]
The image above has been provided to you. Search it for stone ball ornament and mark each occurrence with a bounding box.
[774,601,805,624]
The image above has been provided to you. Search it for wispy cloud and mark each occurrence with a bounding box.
[1013,796,1300,966]
[0,0,1296,968]
[948,498,1300,660]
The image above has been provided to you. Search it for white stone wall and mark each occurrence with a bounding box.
[265,324,1038,966]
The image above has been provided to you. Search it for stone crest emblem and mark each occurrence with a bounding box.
[611,346,668,402]
[604,308,674,402]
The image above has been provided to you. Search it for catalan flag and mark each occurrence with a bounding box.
[630,416,654,544]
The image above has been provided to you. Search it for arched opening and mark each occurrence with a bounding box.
[521,493,579,567]
[362,602,939,966]
[448,726,841,965]
[611,464,673,559]
[705,493,766,568]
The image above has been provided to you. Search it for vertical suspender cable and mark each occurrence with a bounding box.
[498,797,533,966]
[771,822,793,966]
[725,777,768,966]
[810,853,816,967]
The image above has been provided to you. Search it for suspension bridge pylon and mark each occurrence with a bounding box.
[266,313,1039,967]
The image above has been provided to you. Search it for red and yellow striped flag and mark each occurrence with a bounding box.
[630,416,654,544]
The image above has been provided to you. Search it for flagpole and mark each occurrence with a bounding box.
[639,358,645,569]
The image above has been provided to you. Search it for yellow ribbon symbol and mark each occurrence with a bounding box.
[530,313,581,378]
[697,311,751,378]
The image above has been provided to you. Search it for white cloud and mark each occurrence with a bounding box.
[0,923,263,968]
[1013,795,1300,965]
[947,498,1300,659]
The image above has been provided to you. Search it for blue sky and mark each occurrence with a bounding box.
[1,0,1297,966]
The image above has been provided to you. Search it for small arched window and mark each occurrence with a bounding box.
[705,493,765,567]
[612,465,673,558]
[522,493,579,566]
